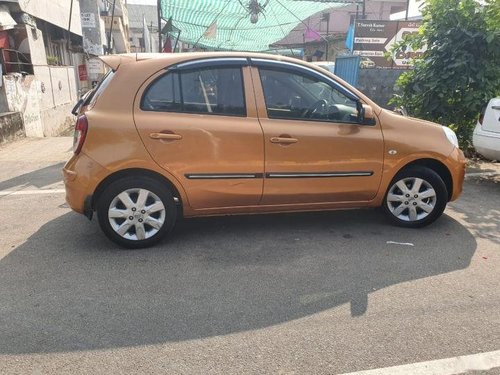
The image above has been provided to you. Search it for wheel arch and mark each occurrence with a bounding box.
[91,168,184,213]
[396,158,453,201]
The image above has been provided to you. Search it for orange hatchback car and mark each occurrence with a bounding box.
[64,52,466,248]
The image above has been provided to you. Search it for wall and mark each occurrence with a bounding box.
[16,0,82,36]
[34,65,77,136]
[301,38,346,62]
[1,74,43,137]
[0,64,77,137]
[81,0,106,56]
[357,68,405,108]
[20,24,47,66]
[0,112,23,143]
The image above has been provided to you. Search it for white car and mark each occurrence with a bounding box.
[473,98,500,160]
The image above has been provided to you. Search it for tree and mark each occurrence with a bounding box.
[391,0,500,151]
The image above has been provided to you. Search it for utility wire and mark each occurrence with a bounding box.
[268,3,299,57]
[274,0,329,43]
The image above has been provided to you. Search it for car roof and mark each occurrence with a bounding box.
[100,52,324,71]
[98,52,381,113]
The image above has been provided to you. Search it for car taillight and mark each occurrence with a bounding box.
[478,105,486,125]
[73,115,88,154]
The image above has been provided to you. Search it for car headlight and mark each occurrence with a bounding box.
[442,126,459,148]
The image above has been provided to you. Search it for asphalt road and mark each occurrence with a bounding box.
[0,138,499,374]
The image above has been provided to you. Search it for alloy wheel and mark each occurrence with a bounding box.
[386,177,437,222]
[108,188,166,240]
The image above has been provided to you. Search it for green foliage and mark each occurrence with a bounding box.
[46,55,60,66]
[391,0,500,151]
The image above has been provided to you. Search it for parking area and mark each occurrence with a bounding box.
[0,137,499,374]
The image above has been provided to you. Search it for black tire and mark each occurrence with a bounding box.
[383,166,448,228]
[97,176,177,248]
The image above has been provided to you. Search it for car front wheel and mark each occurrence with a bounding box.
[383,166,448,228]
[97,177,177,248]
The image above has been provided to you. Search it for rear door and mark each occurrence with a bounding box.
[133,58,264,209]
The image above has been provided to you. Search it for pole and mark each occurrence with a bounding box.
[157,0,162,52]
[405,0,410,20]
[67,0,74,52]
[303,32,306,61]
[150,21,154,52]
[362,0,366,19]
[107,0,117,54]
[325,15,330,60]
[173,30,181,52]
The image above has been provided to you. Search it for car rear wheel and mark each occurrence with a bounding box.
[383,166,448,228]
[97,177,177,248]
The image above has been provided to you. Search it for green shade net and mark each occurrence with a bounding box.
[160,0,348,51]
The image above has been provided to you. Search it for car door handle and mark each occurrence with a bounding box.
[270,136,298,144]
[149,132,182,140]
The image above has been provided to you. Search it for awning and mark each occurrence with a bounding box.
[160,0,350,51]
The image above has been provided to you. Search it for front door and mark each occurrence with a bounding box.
[134,60,264,209]
[250,61,384,205]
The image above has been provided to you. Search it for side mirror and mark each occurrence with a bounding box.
[359,104,376,125]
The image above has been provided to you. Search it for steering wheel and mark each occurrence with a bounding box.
[304,99,328,118]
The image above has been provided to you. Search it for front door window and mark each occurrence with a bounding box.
[259,68,359,123]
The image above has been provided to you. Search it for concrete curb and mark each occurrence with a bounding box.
[465,171,500,178]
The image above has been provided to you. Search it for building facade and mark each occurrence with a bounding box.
[128,4,159,53]
[79,0,130,89]
[0,0,84,139]
[276,0,408,62]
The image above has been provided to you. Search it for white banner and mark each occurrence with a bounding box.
[354,37,387,44]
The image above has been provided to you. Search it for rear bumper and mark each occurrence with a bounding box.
[63,152,107,216]
[473,125,500,161]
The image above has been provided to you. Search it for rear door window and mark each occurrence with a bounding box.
[141,71,182,112]
[141,66,246,117]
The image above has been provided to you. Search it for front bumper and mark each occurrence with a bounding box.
[446,147,466,201]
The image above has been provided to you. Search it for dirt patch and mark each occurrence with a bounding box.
[467,158,500,174]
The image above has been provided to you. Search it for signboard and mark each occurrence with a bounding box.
[353,20,424,69]
[81,12,96,28]
[87,59,104,79]
[78,64,87,81]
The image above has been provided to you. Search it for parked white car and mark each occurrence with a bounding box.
[473,98,500,160]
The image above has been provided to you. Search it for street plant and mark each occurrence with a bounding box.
[390,0,500,152]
